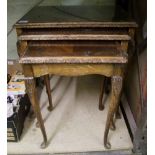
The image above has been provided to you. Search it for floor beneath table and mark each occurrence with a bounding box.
[7,75,133,154]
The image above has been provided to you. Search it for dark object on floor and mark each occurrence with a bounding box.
[7,94,31,142]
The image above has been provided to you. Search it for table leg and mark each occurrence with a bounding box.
[25,78,48,148]
[105,77,111,94]
[99,77,106,110]
[99,77,111,111]
[99,76,118,131]
[116,106,121,119]
[104,76,123,149]
[110,117,116,131]
[44,74,53,111]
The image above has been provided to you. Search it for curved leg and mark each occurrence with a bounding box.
[99,77,106,110]
[44,74,53,111]
[116,106,121,119]
[105,77,111,94]
[110,108,121,131]
[104,76,123,149]
[110,118,116,131]
[25,78,48,149]
[99,77,111,110]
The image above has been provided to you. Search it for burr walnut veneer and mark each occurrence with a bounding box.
[15,5,137,149]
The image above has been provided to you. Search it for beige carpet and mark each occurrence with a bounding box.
[7,75,133,154]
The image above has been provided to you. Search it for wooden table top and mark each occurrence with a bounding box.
[15,5,137,28]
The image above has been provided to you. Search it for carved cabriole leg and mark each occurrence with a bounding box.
[99,76,119,130]
[36,74,53,128]
[109,108,121,131]
[108,107,121,131]
[44,74,53,111]
[116,106,121,119]
[104,76,123,149]
[110,117,116,131]
[105,77,111,94]
[99,76,117,131]
[99,77,121,119]
[25,78,48,149]
[99,77,110,110]
[36,75,53,128]
[99,76,105,110]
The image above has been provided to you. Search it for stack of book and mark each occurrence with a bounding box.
[7,74,26,96]
[7,73,30,142]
